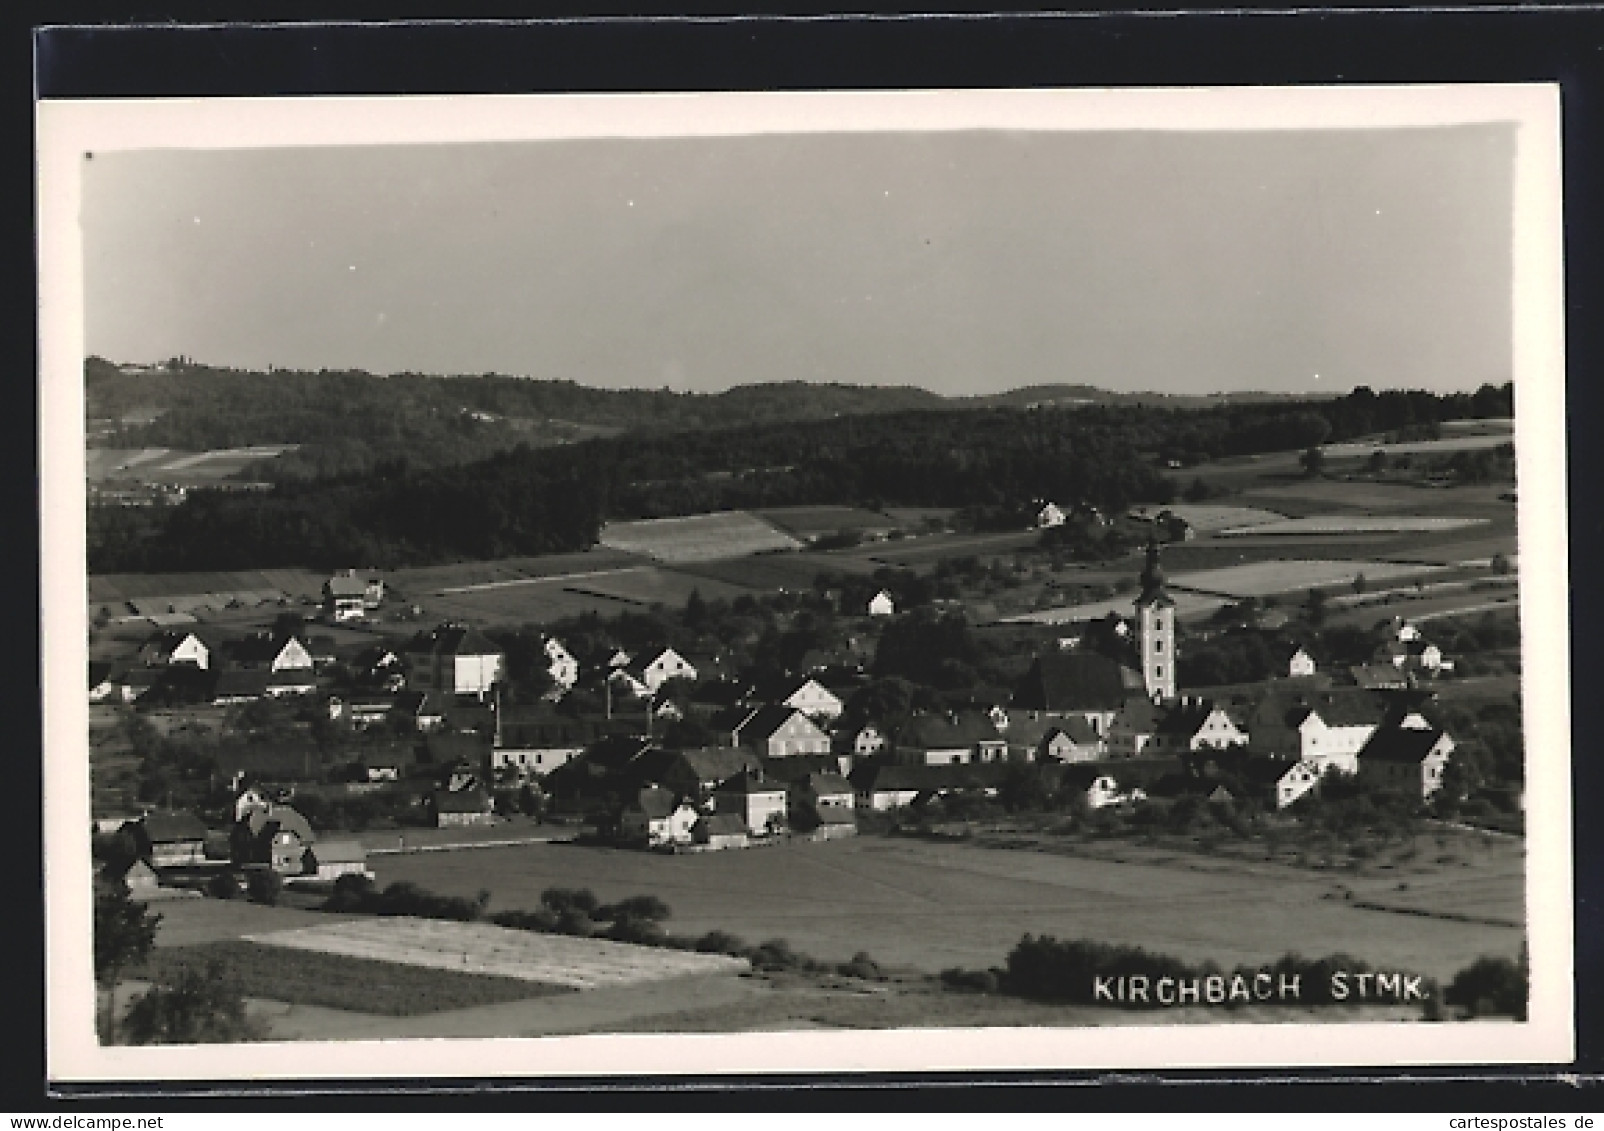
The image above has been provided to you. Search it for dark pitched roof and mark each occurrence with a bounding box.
[851,762,1009,794]
[715,770,786,796]
[242,804,315,843]
[498,711,608,749]
[1113,696,1165,731]
[803,772,854,795]
[325,575,367,598]
[629,786,679,819]
[406,623,501,658]
[897,712,1001,750]
[268,668,316,688]
[816,807,857,825]
[1013,652,1144,712]
[1156,701,1220,738]
[309,840,366,864]
[1360,724,1450,765]
[733,704,817,744]
[137,810,209,843]
[755,752,840,784]
[89,661,113,687]
[696,813,748,836]
[432,786,492,812]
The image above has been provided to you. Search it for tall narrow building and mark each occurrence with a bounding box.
[1133,540,1177,702]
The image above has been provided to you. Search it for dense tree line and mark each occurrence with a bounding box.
[87,380,1514,573]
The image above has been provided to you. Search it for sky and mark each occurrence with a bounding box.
[81,125,1516,397]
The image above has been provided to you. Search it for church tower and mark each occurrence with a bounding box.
[1133,540,1177,702]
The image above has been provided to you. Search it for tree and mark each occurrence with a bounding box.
[120,958,269,1044]
[1305,587,1328,628]
[94,880,162,1044]
[1300,446,1326,477]
[1352,572,1369,596]
[246,868,283,906]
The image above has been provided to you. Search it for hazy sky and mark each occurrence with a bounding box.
[82,126,1515,396]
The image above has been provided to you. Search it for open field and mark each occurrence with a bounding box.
[1235,480,1511,516]
[599,512,803,562]
[562,567,753,608]
[1158,504,1287,532]
[751,506,900,538]
[386,549,645,595]
[370,836,1523,983]
[827,529,1042,570]
[86,445,297,484]
[999,589,1227,626]
[89,568,325,605]
[668,552,878,592]
[1168,559,1449,598]
[1322,433,1514,460]
[1217,516,1489,537]
[138,939,565,1015]
[245,917,748,988]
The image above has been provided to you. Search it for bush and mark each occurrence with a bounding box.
[838,951,880,980]
[119,958,269,1045]
[695,930,748,956]
[596,895,671,924]
[747,938,816,972]
[940,967,1000,993]
[490,907,561,933]
[1445,954,1528,1020]
[322,871,376,912]
[207,871,242,900]
[540,887,599,917]
[245,869,282,906]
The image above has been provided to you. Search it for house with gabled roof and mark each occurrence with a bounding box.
[302,840,371,881]
[431,784,495,827]
[619,787,700,848]
[867,590,896,617]
[1358,719,1455,800]
[323,571,371,622]
[124,810,210,869]
[629,746,762,800]
[775,677,844,722]
[616,647,697,696]
[894,712,1007,766]
[542,636,580,691]
[1249,691,1379,774]
[226,632,315,673]
[405,623,504,700]
[231,802,317,873]
[138,629,212,670]
[833,723,886,760]
[1106,696,1166,758]
[1149,698,1247,755]
[692,812,750,850]
[1284,644,1318,679]
[713,770,789,836]
[1003,711,1104,763]
[791,771,856,830]
[732,705,832,759]
[492,709,609,778]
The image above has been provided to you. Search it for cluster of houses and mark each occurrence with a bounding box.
[96,546,1462,861]
[104,785,372,898]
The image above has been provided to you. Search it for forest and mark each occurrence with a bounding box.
[86,375,1514,574]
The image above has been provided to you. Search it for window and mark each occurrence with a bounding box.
[1154,639,1164,653]
[1155,665,1164,680]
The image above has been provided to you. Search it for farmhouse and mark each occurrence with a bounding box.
[1036,501,1067,529]
[405,623,504,700]
[1285,645,1318,679]
[867,590,896,617]
[732,705,832,759]
[542,636,580,691]
[431,785,496,827]
[232,803,317,874]
[1005,714,1104,763]
[713,771,789,836]
[619,788,701,848]
[849,763,1008,811]
[492,710,608,778]
[227,632,315,673]
[775,677,845,722]
[1249,693,1379,773]
[323,571,369,622]
[302,840,371,882]
[1148,699,1247,755]
[792,771,856,826]
[895,712,1007,766]
[834,724,886,759]
[1358,720,1455,800]
[618,647,698,696]
[1105,696,1166,758]
[629,746,762,800]
[692,812,750,850]
[138,629,212,670]
[124,810,210,869]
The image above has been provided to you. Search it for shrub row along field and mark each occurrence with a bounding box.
[244,916,748,989]
[598,512,803,563]
[88,445,299,483]
[135,938,565,1016]
[1216,516,1489,537]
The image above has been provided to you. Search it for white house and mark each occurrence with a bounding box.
[1036,502,1067,529]
[543,637,580,691]
[780,677,844,722]
[868,590,896,617]
[323,571,369,622]
[1358,721,1455,800]
[1149,700,1247,754]
[1286,646,1317,679]
[139,630,211,670]
[405,623,504,699]
[622,647,698,695]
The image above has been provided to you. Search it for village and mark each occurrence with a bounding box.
[91,524,1477,899]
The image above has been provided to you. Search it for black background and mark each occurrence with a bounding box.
[15,1,1604,1111]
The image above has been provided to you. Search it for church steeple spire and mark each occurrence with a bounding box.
[1133,538,1176,701]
